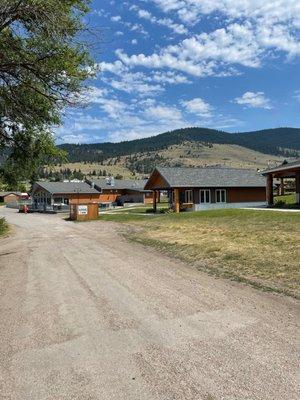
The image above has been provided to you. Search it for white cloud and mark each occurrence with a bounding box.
[134,7,188,35]
[151,0,300,28]
[111,15,121,22]
[138,0,300,76]
[234,91,273,109]
[145,105,183,122]
[97,61,191,96]
[182,98,213,117]
[131,39,138,45]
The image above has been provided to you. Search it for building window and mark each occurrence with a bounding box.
[185,189,193,203]
[199,189,211,203]
[216,189,226,203]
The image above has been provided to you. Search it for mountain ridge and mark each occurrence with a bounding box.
[59,127,300,163]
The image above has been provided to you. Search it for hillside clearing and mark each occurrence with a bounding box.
[155,143,286,169]
[50,162,141,179]
[100,209,300,298]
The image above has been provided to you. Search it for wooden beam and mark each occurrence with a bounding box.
[174,188,180,213]
[296,174,300,205]
[157,190,161,203]
[153,190,157,212]
[279,178,285,196]
[266,174,274,205]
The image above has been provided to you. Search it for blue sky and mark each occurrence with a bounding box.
[57,0,300,143]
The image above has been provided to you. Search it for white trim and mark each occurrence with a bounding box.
[194,202,267,211]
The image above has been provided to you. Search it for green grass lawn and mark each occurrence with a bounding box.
[0,217,8,236]
[100,208,300,298]
[274,193,298,208]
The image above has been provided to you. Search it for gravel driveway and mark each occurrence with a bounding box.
[0,207,299,400]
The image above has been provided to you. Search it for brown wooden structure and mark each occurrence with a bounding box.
[70,202,99,221]
[86,178,152,205]
[0,191,21,203]
[32,182,101,212]
[145,167,267,213]
[262,160,300,205]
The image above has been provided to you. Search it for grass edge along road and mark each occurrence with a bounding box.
[100,208,300,299]
[0,217,8,236]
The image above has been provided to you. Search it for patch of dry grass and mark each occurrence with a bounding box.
[51,162,139,179]
[125,209,300,297]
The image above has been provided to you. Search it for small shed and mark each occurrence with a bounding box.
[70,202,99,221]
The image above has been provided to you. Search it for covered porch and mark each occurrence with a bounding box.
[262,161,300,206]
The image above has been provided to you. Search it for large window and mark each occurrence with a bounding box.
[184,189,193,203]
[199,189,211,203]
[216,189,226,203]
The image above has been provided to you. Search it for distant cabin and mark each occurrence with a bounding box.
[86,177,153,206]
[0,191,22,204]
[145,167,267,212]
[32,181,101,211]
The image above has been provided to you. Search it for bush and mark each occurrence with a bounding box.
[274,200,286,207]
[0,218,8,236]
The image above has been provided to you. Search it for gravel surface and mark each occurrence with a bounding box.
[0,207,299,400]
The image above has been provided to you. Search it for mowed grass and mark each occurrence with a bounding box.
[101,208,300,297]
[0,217,8,236]
[274,194,296,205]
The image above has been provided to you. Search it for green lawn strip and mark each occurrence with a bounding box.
[0,217,9,236]
[115,209,299,298]
[274,194,296,204]
[274,194,299,208]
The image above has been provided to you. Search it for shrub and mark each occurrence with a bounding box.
[0,218,8,236]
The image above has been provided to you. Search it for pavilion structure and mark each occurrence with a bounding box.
[262,160,300,205]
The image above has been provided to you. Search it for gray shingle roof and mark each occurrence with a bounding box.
[151,167,266,188]
[0,191,21,196]
[261,160,300,175]
[87,178,148,191]
[34,181,100,194]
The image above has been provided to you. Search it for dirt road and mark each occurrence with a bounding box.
[0,207,299,400]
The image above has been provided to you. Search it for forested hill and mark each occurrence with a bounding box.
[59,127,300,163]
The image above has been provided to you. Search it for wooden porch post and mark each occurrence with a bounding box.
[153,190,157,212]
[279,178,285,196]
[157,190,161,203]
[296,174,300,205]
[266,174,274,205]
[174,188,180,213]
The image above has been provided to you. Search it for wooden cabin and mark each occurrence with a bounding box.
[0,191,22,203]
[86,177,153,206]
[145,167,267,212]
[32,181,101,212]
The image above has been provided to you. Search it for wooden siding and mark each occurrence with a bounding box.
[227,187,266,203]
[176,187,266,206]
[70,203,98,221]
